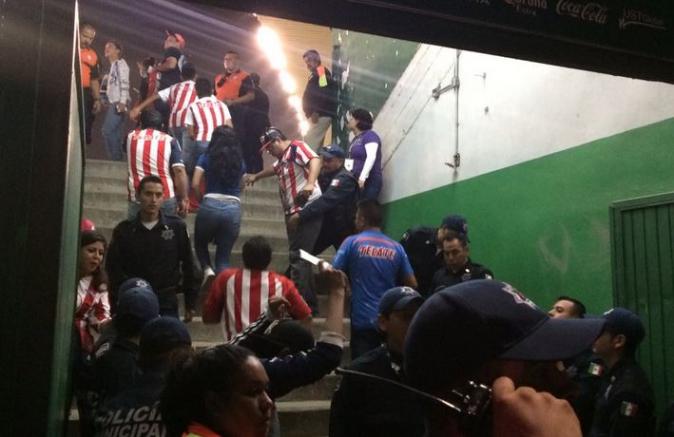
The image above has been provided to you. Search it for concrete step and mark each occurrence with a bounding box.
[187,317,351,343]
[277,400,331,437]
[277,373,340,402]
[84,159,127,179]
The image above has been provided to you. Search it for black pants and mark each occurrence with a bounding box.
[83,87,95,145]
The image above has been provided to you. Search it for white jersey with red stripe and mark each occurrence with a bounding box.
[273,140,322,215]
[206,269,311,341]
[184,95,232,142]
[126,128,184,201]
[158,79,197,128]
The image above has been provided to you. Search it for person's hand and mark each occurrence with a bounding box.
[358,179,365,190]
[177,198,188,218]
[310,112,320,124]
[294,189,311,207]
[93,99,101,114]
[287,213,300,233]
[268,296,291,320]
[129,107,141,121]
[244,173,257,187]
[492,376,581,437]
[116,102,127,113]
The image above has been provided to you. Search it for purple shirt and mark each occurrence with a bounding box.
[348,130,382,180]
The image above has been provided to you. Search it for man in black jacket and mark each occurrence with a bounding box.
[429,230,492,295]
[288,145,357,255]
[329,286,426,437]
[302,50,337,149]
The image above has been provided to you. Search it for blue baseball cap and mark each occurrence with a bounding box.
[379,287,424,315]
[140,317,192,357]
[319,144,346,159]
[118,277,153,297]
[404,280,605,393]
[440,214,468,236]
[116,286,160,323]
[602,307,645,346]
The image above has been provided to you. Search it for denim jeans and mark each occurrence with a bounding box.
[101,104,126,161]
[127,197,178,220]
[194,197,241,273]
[183,139,209,178]
[170,126,187,149]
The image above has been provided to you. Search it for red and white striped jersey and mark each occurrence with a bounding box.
[158,79,197,128]
[203,268,312,341]
[184,95,232,142]
[75,276,111,354]
[126,128,185,201]
[273,140,322,215]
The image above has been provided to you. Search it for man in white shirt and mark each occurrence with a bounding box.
[101,40,130,161]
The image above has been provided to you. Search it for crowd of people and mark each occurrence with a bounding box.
[73,22,673,437]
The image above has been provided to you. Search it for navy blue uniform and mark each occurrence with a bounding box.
[106,213,199,316]
[329,345,425,437]
[400,226,442,297]
[93,338,140,402]
[300,166,358,254]
[589,358,655,437]
[430,259,493,295]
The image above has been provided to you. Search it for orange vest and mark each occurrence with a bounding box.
[214,70,249,101]
[80,47,98,88]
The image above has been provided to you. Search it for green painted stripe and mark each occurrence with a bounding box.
[384,117,674,312]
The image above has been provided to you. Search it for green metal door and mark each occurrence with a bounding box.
[610,192,674,415]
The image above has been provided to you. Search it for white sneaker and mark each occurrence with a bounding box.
[201,267,216,295]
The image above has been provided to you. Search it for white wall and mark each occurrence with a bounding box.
[377,44,674,203]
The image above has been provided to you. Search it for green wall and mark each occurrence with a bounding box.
[384,117,674,313]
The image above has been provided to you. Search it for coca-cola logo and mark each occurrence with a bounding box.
[556,0,608,25]
[619,9,666,31]
[503,0,547,16]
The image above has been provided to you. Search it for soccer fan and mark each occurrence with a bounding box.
[79,23,102,144]
[106,175,199,321]
[332,199,417,358]
[129,62,197,149]
[202,236,312,341]
[184,78,232,176]
[100,40,130,161]
[330,287,425,437]
[404,279,606,437]
[246,127,322,314]
[301,49,337,149]
[125,109,188,218]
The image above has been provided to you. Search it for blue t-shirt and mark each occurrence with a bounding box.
[348,130,382,181]
[196,154,245,197]
[333,229,414,330]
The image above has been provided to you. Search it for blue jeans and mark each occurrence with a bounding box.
[170,126,187,149]
[183,139,208,178]
[101,104,126,161]
[194,197,241,273]
[127,197,178,220]
[359,176,383,201]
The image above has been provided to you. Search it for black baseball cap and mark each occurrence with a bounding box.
[602,307,645,346]
[118,277,153,297]
[379,287,424,315]
[404,280,605,393]
[116,286,160,323]
[140,317,192,357]
[259,127,285,152]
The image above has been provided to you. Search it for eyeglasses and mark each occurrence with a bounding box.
[335,368,492,419]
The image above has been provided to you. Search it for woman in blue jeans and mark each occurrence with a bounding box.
[192,126,245,283]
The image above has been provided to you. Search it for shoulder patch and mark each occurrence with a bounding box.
[330,178,340,187]
[620,401,639,417]
[588,362,604,376]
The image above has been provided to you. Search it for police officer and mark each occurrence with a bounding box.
[589,308,655,437]
[287,144,358,255]
[429,230,493,294]
[94,317,192,437]
[329,287,426,437]
[106,175,199,320]
[400,214,469,297]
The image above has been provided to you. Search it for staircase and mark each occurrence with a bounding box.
[82,159,348,437]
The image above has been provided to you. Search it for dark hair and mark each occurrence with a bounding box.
[349,108,374,131]
[207,126,243,187]
[142,57,156,69]
[195,77,212,98]
[80,230,108,291]
[242,236,272,270]
[443,230,468,248]
[161,345,254,436]
[140,109,163,129]
[604,326,640,356]
[302,49,321,64]
[249,72,261,87]
[357,199,383,228]
[181,62,196,80]
[107,40,122,52]
[138,175,163,192]
[225,50,240,57]
[556,295,586,318]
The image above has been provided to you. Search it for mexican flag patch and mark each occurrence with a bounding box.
[620,401,639,417]
[588,362,604,376]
